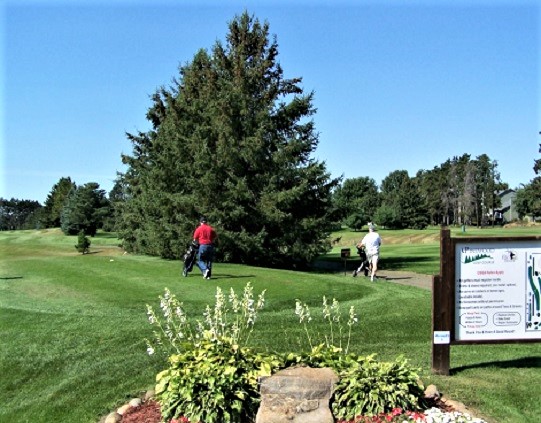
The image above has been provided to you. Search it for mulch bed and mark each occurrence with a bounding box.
[120,398,456,423]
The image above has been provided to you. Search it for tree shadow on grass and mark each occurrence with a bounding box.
[379,256,436,271]
[208,274,256,280]
[450,356,541,375]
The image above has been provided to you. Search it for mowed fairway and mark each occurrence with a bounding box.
[1,228,541,423]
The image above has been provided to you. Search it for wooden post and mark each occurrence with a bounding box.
[431,228,452,375]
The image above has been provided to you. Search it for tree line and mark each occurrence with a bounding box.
[2,12,540,270]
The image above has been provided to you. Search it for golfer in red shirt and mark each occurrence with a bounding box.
[193,216,217,279]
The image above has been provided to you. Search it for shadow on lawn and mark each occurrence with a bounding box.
[380,256,436,271]
[210,274,256,279]
[451,356,541,375]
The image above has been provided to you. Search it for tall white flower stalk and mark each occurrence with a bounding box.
[295,300,313,349]
[145,282,266,356]
[296,296,359,354]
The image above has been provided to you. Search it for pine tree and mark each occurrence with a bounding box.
[43,177,76,227]
[60,183,109,236]
[119,12,339,267]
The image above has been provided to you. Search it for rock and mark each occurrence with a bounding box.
[104,411,122,423]
[129,398,142,408]
[144,389,155,401]
[256,366,339,423]
[117,403,131,415]
[424,384,440,400]
[441,397,468,414]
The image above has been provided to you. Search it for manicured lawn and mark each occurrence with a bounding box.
[1,227,540,422]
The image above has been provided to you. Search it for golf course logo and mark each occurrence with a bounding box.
[461,247,495,264]
[502,250,518,262]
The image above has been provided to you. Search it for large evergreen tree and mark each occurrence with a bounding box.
[43,177,76,227]
[60,183,110,236]
[119,12,339,267]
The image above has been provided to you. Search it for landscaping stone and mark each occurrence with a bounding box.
[128,398,142,408]
[104,411,122,423]
[256,366,338,423]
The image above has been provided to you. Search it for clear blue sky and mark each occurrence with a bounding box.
[2,0,539,204]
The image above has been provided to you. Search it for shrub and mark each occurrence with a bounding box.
[155,335,282,423]
[283,346,427,420]
[75,230,91,254]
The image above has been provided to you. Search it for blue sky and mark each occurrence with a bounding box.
[2,0,539,204]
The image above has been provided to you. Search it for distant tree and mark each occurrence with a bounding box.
[515,178,541,219]
[373,204,400,229]
[119,12,339,267]
[378,170,428,229]
[459,160,477,225]
[516,140,541,220]
[332,177,379,226]
[534,141,541,175]
[101,176,127,232]
[0,198,42,230]
[61,183,110,236]
[43,177,76,227]
[75,230,91,254]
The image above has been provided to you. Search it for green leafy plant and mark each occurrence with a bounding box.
[147,282,272,422]
[283,346,426,420]
[145,282,266,356]
[155,335,282,423]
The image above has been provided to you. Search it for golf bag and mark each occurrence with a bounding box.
[352,246,370,277]
[182,240,199,277]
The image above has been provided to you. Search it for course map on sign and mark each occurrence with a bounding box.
[455,241,541,341]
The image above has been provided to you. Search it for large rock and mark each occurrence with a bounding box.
[256,366,339,423]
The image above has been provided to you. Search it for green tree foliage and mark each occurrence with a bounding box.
[378,170,428,229]
[0,198,42,230]
[517,140,541,220]
[414,153,504,226]
[332,177,379,228]
[102,176,127,232]
[60,183,110,236]
[75,230,91,254]
[516,177,541,219]
[42,177,76,227]
[119,12,339,267]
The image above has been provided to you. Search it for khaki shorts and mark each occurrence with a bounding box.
[368,253,379,266]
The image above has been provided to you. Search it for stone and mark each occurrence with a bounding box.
[129,397,142,408]
[256,366,339,423]
[104,411,122,423]
[144,389,155,401]
[424,384,440,400]
[117,403,131,415]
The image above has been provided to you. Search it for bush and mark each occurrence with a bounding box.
[155,336,282,423]
[75,230,91,254]
[283,346,427,420]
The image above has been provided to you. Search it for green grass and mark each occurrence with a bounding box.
[1,228,541,422]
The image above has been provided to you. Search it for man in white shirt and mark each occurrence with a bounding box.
[357,222,381,282]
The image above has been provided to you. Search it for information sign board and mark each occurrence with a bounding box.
[455,240,541,341]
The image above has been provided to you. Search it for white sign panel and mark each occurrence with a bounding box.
[455,241,541,341]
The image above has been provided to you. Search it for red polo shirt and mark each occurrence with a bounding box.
[194,223,217,245]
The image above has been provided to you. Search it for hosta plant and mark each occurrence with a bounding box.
[155,334,282,423]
